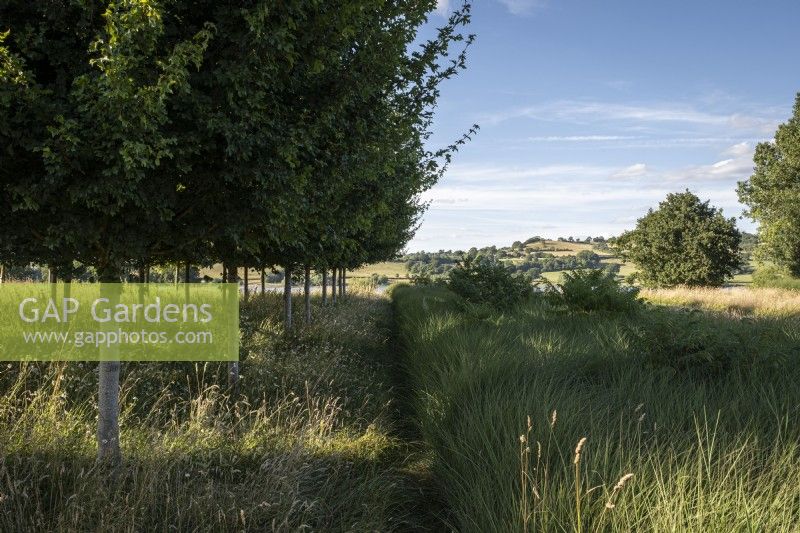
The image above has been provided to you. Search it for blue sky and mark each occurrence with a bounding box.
[409,0,800,251]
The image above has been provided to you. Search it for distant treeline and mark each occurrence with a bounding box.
[403,232,758,279]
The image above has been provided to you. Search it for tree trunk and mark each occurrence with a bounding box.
[321,269,328,305]
[331,268,337,305]
[261,268,266,295]
[97,360,120,462]
[243,266,249,300]
[222,263,239,394]
[48,266,57,283]
[184,262,191,283]
[342,268,346,298]
[284,266,293,329]
[174,264,179,286]
[338,267,344,298]
[138,265,145,283]
[228,361,239,396]
[97,265,121,463]
[144,265,150,283]
[304,264,311,324]
[0,263,4,284]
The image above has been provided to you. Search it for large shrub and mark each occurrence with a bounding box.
[752,264,800,290]
[613,191,741,287]
[545,268,640,312]
[448,256,531,309]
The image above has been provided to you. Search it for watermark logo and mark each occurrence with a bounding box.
[0,284,239,361]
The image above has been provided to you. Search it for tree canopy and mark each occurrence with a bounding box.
[613,191,741,287]
[737,93,800,276]
[0,0,475,461]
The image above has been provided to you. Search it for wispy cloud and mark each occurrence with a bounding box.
[526,135,640,142]
[435,0,450,16]
[481,100,782,134]
[497,0,547,15]
[444,163,612,184]
[664,143,755,182]
[612,163,648,179]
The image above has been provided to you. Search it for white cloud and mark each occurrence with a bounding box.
[497,0,547,15]
[436,0,450,15]
[722,141,751,157]
[664,143,755,182]
[612,163,648,179]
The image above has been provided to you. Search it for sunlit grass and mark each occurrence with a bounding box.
[642,286,800,317]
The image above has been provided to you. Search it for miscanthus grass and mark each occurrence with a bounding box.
[393,284,800,532]
[0,292,434,532]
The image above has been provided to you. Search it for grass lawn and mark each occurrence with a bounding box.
[392,284,800,531]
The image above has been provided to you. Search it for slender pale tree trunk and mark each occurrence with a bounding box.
[144,264,150,283]
[48,266,56,283]
[174,264,179,286]
[338,267,344,298]
[261,268,266,295]
[97,360,120,462]
[331,268,337,305]
[0,263,5,284]
[243,266,249,300]
[342,268,346,298]
[222,263,239,394]
[304,264,311,324]
[97,266,121,463]
[321,269,328,305]
[284,266,293,329]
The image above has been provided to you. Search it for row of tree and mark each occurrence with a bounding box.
[0,1,475,461]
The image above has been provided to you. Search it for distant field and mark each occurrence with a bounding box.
[198,264,264,280]
[600,257,637,277]
[524,239,606,256]
[350,261,408,278]
[197,263,409,282]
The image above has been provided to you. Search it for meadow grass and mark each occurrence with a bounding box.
[642,286,800,317]
[392,285,800,532]
[0,291,437,532]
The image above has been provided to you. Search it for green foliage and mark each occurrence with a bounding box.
[738,94,800,276]
[448,256,531,309]
[614,191,741,287]
[632,310,787,374]
[544,269,641,312]
[752,264,800,290]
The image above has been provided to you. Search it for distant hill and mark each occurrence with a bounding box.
[357,232,759,285]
